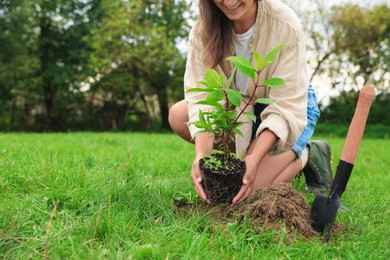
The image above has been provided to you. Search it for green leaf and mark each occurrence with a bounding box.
[226,56,255,79]
[264,44,284,66]
[196,100,224,110]
[235,121,246,128]
[198,80,208,86]
[186,87,213,93]
[172,192,197,204]
[255,98,276,105]
[227,67,237,87]
[199,110,207,124]
[193,121,204,128]
[203,111,218,118]
[204,69,224,89]
[213,119,229,130]
[263,78,285,88]
[234,128,244,137]
[227,89,242,107]
[221,110,237,119]
[194,121,208,129]
[253,50,265,70]
[244,112,257,122]
[207,90,225,103]
[194,113,214,131]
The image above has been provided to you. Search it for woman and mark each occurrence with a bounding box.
[169,0,332,204]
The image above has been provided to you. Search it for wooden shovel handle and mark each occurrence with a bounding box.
[341,85,376,164]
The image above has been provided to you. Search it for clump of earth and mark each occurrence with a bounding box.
[236,183,318,238]
[174,183,345,240]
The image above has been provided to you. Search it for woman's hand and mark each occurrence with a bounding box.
[191,154,209,202]
[191,132,214,203]
[232,129,278,205]
[232,155,258,205]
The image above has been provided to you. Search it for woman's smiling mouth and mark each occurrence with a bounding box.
[226,4,241,12]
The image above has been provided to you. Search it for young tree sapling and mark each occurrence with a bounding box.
[187,45,285,203]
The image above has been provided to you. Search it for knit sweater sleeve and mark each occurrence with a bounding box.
[256,33,308,154]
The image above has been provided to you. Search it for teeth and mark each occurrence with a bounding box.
[227,6,238,10]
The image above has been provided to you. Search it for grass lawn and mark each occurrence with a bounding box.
[0,132,389,259]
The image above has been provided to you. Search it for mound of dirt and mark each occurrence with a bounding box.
[235,183,318,238]
[174,183,337,239]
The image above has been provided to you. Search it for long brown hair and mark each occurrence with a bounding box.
[199,0,233,68]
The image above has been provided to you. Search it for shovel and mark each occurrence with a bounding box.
[310,85,376,242]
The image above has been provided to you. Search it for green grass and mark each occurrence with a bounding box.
[0,132,389,259]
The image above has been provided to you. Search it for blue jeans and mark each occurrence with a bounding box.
[251,84,320,158]
[292,84,320,158]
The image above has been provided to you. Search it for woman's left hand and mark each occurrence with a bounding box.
[232,130,278,205]
[232,157,258,205]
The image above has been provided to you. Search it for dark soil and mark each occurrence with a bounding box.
[199,152,245,204]
[174,183,345,240]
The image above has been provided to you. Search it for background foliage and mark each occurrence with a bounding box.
[0,0,389,132]
[0,0,190,131]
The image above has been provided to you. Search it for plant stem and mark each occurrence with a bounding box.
[222,90,230,156]
[225,69,263,142]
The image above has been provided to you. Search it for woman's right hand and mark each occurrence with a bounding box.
[191,154,209,202]
[191,132,214,203]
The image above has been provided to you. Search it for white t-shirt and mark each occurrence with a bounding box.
[233,25,255,95]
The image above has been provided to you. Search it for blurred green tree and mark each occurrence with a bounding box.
[299,1,390,91]
[285,0,389,129]
[89,0,191,130]
[0,0,191,131]
[0,0,39,129]
[37,0,94,130]
[0,0,94,130]
[329,3,390,90]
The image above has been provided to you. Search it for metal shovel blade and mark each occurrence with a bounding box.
[310,160,353,241]
[310,193,341,241]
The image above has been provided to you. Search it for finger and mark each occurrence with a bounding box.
[194,186,202,199]
[192,174,207,201]
[195,183,207,201]
[232,184,248,205]
[232,173,253,205]
[190,172,202,183]
[242,170,256,185]
[192,163,202,183]
[191,171,202,186]
[236,186,252,204]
